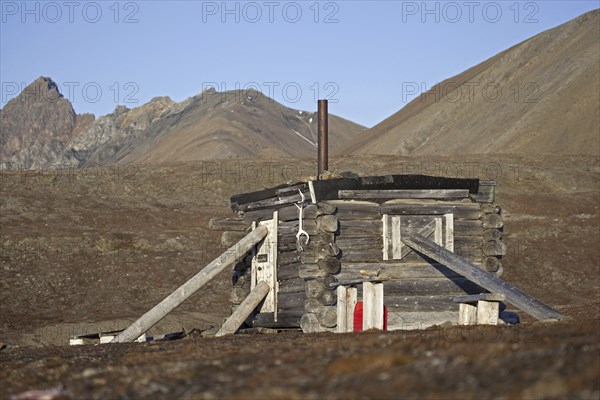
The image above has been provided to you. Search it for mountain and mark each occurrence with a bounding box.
[0,77,94,169]
[344,9,600,156]
[65,88,364,166]
[1,80,366,169]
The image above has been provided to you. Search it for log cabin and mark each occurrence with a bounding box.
[210,174,511,332]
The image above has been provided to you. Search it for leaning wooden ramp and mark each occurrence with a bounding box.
[401,232,564,321]
[112,226,270,343]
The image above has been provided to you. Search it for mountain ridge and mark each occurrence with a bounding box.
[0,79,365,169]
[343,9,600,156]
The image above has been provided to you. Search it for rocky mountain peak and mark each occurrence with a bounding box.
[0,76,94,169]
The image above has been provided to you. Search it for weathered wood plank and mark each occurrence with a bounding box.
[243,203,312,223]
[278,291,307,309]
[336,286,348,333]
[477,301,500,325]
[401,232,563,320]
[453,220,483,236]
[339,189,470,200]
[458,303,477,325]
[363,282,384,330]
[453,293,506,303]
[252,214,278,314]
[338,219,383,235]
[328,200,381,220]
[383,278,484,296]
[113,226,269,343]
[217,280,270,336]
[300,262,462,280]
[385,295,458,312]
[237,191,310,212]
[276,263,301,280]
[380,203,481,219]
[278,219,319,235]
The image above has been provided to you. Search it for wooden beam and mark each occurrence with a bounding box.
[339,189,470,200]
[363,282,384,330]
[401,232,564,320]
[380,203,481,219]
[336,286,348,333]
[112,226,268,343]
[458,303,477,325]
[216,281,270,336]
[252,213,278,314]
[453,293,506,303]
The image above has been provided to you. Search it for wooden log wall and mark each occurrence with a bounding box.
[211,178,506,332]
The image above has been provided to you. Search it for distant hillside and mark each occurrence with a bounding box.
[344,9,600,156]
[0,79,365,169]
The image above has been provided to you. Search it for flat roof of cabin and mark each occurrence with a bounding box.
[231,174,483,211]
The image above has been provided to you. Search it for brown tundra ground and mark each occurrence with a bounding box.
[1,154,599,399]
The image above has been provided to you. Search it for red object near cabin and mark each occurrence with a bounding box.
[353,302,388,332]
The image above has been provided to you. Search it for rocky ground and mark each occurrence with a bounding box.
[1,154,599,399]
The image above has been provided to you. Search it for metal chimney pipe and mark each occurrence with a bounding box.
[317,99,328,177]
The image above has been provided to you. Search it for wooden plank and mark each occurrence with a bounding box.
[338,219,383,235]
[336,286,348,333]
[278,219,319,235]
[385,295,458,312]
[477,301,500,325]
[336,236,383,248]
[339,189,470,200]
[444,213,454,252]
[453,220,483,236]
[300,262,462,280]
[277,263,301,280]
[453,293,506,303]
[380,203,481,219]
[363,282,384,330]
[237,191,310,212]
[328,200,381,220]
[112,226,269,343]
[278,292,307,309]
[346,286,357,332]
[458,303,477,325]
[383,215,391,261]
[243,203,314,223]
[383,278,484,296]
[216,281,270,336]
[401,232,564,320]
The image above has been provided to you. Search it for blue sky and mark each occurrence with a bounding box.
[1,0,598,127]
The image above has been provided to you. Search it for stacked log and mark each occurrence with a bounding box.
[480,203,505,276]
[217,177,507,332]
